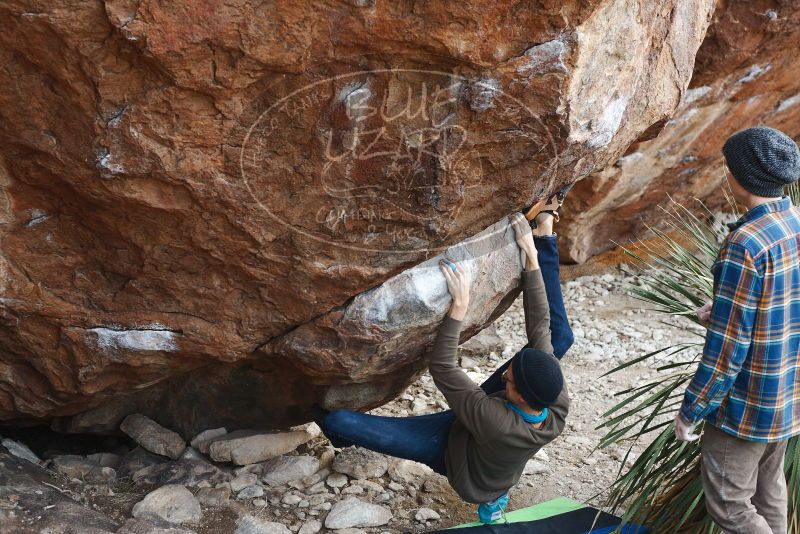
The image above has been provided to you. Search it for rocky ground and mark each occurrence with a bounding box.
[0,263,706,534]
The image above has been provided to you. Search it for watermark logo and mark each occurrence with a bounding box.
[240,69,555,254]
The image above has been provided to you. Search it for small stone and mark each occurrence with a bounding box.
[179,447,204,462]
[234,464,262,477]
[324,497,392,529]
[261,455,320,486]
[253,498,267,506]
[190,427,227,452]
[326,472,348,488]
[120,414,186,460]
[298,519,322,534]
[308,495,327,506]
[307,481,326,494]
[387,482,403,491]
[411,398,427,413]
[132,485,201,525]
[332,448,388,479]
[460,355,478,368]
[523,460,548,475]
[388,459,433,486]
[288,479,306,490]
[319,449,335,468]
[415,508,441,522]
[230,473,259,492]
[282,494,303,505]
[422,478,448,494]
[301,467,330,487]
[235,515,291,534]
[238,485,265,499]
[341,484,364,495]
[196,486,230,507]
[354,479,383,493]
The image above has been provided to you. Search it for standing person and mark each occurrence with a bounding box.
[674,127,800,534]
[316,205,573,524]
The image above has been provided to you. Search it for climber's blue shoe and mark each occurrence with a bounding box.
[477,492,509,524]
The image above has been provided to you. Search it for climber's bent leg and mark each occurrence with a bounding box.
[319,409,456,475]
[533,234,574,358]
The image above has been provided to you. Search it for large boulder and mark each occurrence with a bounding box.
[560,1,800,262]
[0,449,120,533]
[0,0,714,433]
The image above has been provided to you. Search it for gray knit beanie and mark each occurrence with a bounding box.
[722,127,800,197]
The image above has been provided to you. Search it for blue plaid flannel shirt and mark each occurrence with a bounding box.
[680,197,800,442]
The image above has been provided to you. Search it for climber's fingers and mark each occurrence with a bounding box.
[439,260,457,293]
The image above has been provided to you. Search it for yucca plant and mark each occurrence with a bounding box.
[597,180,800,533]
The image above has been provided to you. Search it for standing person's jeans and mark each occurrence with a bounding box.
[319,235,574,476]
[701,423,788,534]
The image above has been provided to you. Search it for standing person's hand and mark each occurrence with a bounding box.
[673,412,700,442]
[697,302,712,327]
[508,213,539,271]
[439,259,471,321]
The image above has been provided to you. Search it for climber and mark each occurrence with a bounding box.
[315,186,574,524]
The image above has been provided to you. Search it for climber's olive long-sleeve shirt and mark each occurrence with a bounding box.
[428,269,570,504]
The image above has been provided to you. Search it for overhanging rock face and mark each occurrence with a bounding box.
[559,1,800,263]
[0,0,713,435]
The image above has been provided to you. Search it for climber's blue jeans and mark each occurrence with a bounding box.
[320,235,573,476]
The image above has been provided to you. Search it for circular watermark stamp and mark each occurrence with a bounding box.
[240,69,556,254]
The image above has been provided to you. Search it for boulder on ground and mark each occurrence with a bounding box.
[332,448,389,480]
[261,455,320,486]
[132,485,201,525]
[190,428,227,453]
[0,449,119,533]
[0,0,718,436]
[1,438,41,465]
[121,415,186,460]
[324,497,393,529]
[208,428,314,465]
[388,459,433,486]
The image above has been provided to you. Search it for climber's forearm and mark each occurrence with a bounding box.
[448,302,468,321]
[522,269,553,353]
[523,251,540,272]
